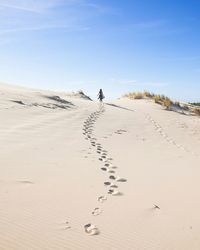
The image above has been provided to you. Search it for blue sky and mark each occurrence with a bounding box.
[0,0,200,101]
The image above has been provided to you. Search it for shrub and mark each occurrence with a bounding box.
[191,102,200,107]
[194,108,200,116]
[124,92,144,99]
[124,91,174,109]
[144,91,153,98]
[134,92,143,99]
[153,95,163,104]
[163,99,173,110]
[174,101,181,107]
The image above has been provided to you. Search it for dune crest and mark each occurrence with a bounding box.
[0,84,200,249]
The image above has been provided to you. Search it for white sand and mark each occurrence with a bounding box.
[0,83,200,250]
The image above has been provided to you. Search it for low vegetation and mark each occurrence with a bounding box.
[124,91,200,116]
[124,91,155,100]
[190,102,200,107]
[194,108,200,116]
[189,103,200,116]
[124,91,174,110]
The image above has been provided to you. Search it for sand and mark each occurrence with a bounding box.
[0,83,200,250]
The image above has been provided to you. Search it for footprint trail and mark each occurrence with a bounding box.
[82,104,128,235]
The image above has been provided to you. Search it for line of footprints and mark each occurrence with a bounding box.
[146,113,198,157]
[82,106,127,236]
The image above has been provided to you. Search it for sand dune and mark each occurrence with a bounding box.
[0,83,200,249]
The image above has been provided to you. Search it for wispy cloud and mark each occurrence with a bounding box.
[0,0,102,40]
[120,19,186,37]
[79,2,116,14]
[0,24,90,35]
[0,0,67,13]
[109,78,168,87]
[133,20,167,29]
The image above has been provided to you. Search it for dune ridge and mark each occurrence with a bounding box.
[0,83,200,249]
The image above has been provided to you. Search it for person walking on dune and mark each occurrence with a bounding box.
[97,89,105,102]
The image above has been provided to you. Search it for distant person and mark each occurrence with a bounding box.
[97,89,105,102]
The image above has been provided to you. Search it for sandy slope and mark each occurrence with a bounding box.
[0,84,200,250]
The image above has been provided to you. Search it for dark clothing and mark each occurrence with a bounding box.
[98,89,105,102]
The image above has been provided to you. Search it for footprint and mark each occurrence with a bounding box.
[98,196,107,203]
[101,167,107,171]
[107,170,115,174]
[92,208,102,216]
[107,158,113,161]
[109,175,116,180]
[17,180,34,185]
[64,221,71,230]
[110,184,118,188]
[104,182,111,186]
[60,221,71,230]
[108,189,123,196]
[116,177,127,182]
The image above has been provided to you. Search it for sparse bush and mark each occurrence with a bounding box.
[153,95,163,104]
[174,101,181,107]
[194,108,200,116]
[124,92,144,99]
[134,92,143,99]
[124,91,174,109]
[190,102,200,107]
[163,99,173,110]
[144,91,153,98]
[153,94,173,109]
[123,91,199,115]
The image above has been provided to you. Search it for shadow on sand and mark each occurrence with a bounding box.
[105,103,134,112]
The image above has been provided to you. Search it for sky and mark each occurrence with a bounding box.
[0,0,200,101]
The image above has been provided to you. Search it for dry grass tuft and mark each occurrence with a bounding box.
[174,101,180,107]
[124,91,155,100]
[124,91,200,116]
[194,108,200,116]
[153,95,163,104]
[134,92,143,99]
[163,99,173,110]
[124,92,144,100]
[125,91,174,110]
[143,91,154,98]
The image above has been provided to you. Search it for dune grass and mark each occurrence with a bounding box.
[124,91,200,116]
[124,91,174,110]
[194,108,200,116]
[190,102,200,107]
